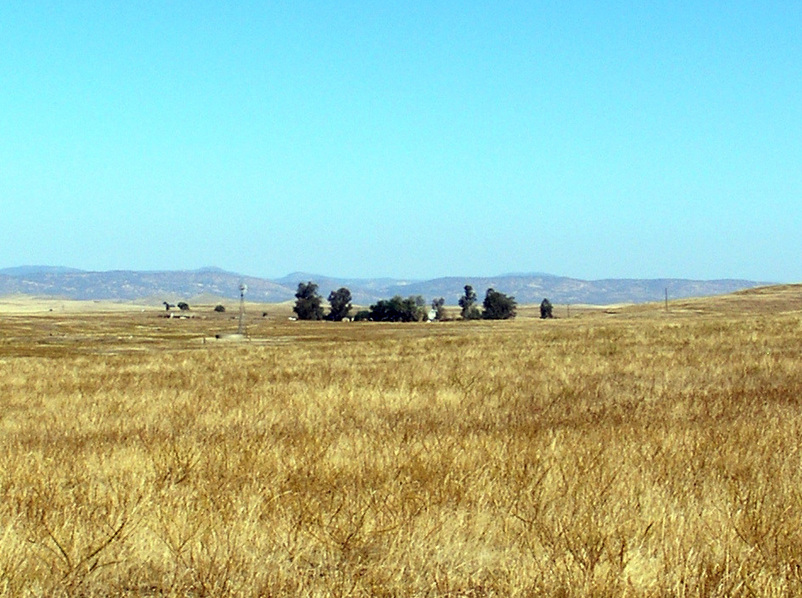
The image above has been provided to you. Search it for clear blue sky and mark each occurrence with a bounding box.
[2,1,800,281]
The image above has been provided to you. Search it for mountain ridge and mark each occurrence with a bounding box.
[0,266,773,306]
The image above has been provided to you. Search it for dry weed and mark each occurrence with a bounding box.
[1,299,801,596]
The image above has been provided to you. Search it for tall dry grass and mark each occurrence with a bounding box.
[1,302,802,596]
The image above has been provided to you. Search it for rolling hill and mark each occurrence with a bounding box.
[0,267,773,306]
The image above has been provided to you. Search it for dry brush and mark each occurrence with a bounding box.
[1,306,802,596]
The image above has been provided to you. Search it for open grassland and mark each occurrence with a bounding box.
[2,288,802,597]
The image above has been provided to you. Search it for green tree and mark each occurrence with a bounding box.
[431,297,446,321]
[353,310,371,322]
[482,288,517,320]
[459,285,481,320]
[293,281,324,320]
[327,287,353,321]
[368,295,427,322]
[540,298,554,319]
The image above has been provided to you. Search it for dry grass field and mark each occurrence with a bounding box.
[2,287,802,597]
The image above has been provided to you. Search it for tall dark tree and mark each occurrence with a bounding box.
[540,298,554,319]
[459,285,481,320]
[431,297,446,321]
[482,288,517,320]
[293,281,324,320]
[327,287,353,321]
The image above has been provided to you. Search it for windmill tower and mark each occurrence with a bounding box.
[237,283,247,335]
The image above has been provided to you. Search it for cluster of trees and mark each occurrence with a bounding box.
[358,295,428,322]
[163,283,539,322]
[458,285,517,320]
[163,301,190,311]
[293,282,354,321]
[292,282,519,322]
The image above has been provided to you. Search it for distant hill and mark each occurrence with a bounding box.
[0,268,290,303]
[0,266,772,306]
[0,266,84,277]
[655,283,802,316]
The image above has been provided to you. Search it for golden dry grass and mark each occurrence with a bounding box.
[1,287,802,596]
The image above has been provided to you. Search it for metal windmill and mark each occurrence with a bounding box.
[237,283,248,335]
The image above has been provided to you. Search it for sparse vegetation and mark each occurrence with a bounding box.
[1,290,802,596]
[214,304,226,313]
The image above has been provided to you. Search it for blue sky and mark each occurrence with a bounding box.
[1,2,800,281]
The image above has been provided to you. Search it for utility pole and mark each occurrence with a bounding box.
[238,283,247,335]
[665,287,669,312]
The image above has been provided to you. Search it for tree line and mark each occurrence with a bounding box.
[292,282,523,322]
